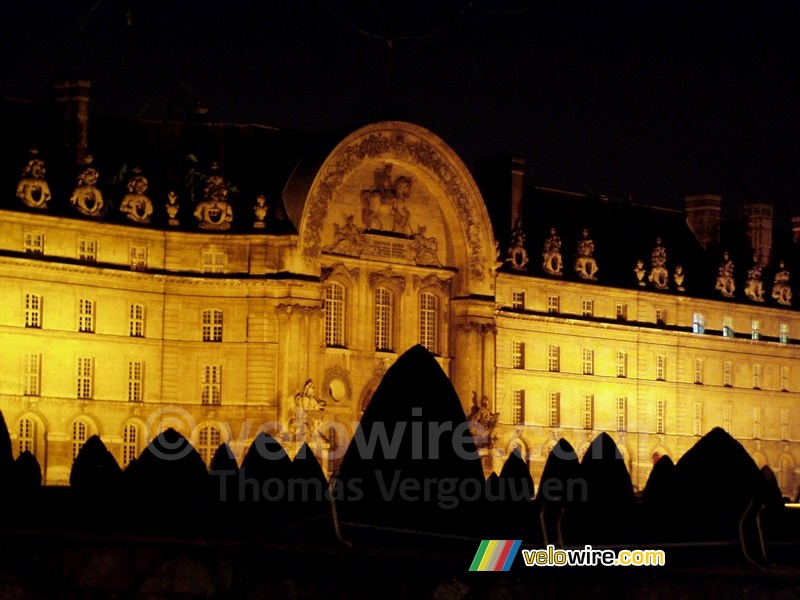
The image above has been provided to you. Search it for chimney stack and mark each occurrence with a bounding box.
[53,79,91,165]
[685,194,721,251]
[740,203,773,267]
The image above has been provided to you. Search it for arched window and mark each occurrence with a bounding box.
[419,292,439,354]
[197,425,221,466]
[72,420,88,460]
[324,282,346,347]
[18,418,36,455]
[374,287,394,351]
[122,423,140,467]
[202,309,223,342]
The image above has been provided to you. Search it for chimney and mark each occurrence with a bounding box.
[792,216,800,245]
[685,194,721,251]
[740,203,773,267]
[53,79,91,165]
[510,157,526,230]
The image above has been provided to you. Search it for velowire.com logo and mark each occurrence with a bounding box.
[469,540,522,572]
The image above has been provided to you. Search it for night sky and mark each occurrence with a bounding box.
[3,0,799,223]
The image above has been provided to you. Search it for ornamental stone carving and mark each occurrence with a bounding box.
[165,191,180,226]
[715,251,735,298]
[506,219,529,271]
[194,163,233,230]
[744,255,765,302]
[467,391,498,448]
[368,268,406,291]
[411,225,441,266]
[321,263,359,284]
[360,164,413,235]
[574,228,598,280]
[673,265,686,292]
[326,214,365,256]
[634,260,646,286]
[119,168,153,224]
[253,194,268,229]
[413,273,449,293]
[16,150,51,209]
[772,261,792,306]
[289,379,327,441]
[648,238,669,290]
[70,155,104,217]
[541,227,563,276]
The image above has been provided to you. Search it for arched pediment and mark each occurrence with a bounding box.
[297,122,496,296]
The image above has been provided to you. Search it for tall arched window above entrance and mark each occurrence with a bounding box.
[325,282,346,347]
[419,292,439,354]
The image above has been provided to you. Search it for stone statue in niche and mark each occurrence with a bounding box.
[165,191,180,226]
[744,255,765,302]
[634,260,646,286]
[194,162,233,230]
[327,214,366,256]
[715,251,736,298]
[574,227,598,280]
[359,164,413,235]
[290,379,327,441]
[253,194,268,229]
[648,238,669,290]
[119,168,154,224]
[467,391,498,448]
[541,227,563,276]
[772,261,792,306]
[16,149,51,209]
[673,265,686,292]
[506,219,529,270]
[411,225,441,266]
[70,155,104,217]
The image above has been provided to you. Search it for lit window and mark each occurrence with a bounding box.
[581,299,594,317]
[694,358,704,384]
[616,351,628,377]
[582,394,594,430]
[374,288,394,351]
[129,304,145,337]
[615,303,628,321]
[512,291,525,310]
[693,403,703,437]
[419,292,439,354]
[201,365,222,405]
[616,397,627,431]
[72,420,88,460]
[752,407,762,439]
[77,358,93,399]
[655,308,666,325]
[780,366,789,392]
[128,361,143,402]
[24,293,42,328]
[752,364,762,390]
[723,361,733,387]
[18,418,36,456]
[547,344,560,372]
[547,392,560,428]
[78,298,95,333]
[203,251,225,273]
[582,348,594,375]
[751,320,760,340]
[325,283,346,347]
[692,312,705,334]
[723,316,734,338]
[24,232,43,255]
[656,355,666,381]
[547,295,560,314]
[781,409,790,441]
[78,239,97,263]
[656,399,665,435]
[779,323,789,344]
[197,425,221,466]
[512,340,525,369]
[202,309,223,342]
[122,423,139,467]
[723,403,733,432]
[511,389,525,425]
[23,353,41,396]
[130,244,147,271]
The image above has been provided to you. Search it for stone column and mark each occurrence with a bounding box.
[451,321,481,413]
[481,323,497,411]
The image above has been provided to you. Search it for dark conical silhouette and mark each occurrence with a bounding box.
[13,450,42,490]
[210,442,238,474]
[240,432,293,488]
[0,411,15,484]
[70,435,122,493]
[536,439,580,504]
[642,454,676,507]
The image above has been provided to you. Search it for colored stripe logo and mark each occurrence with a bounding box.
[469,540,522,571]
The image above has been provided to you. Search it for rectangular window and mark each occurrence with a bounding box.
[24,293,42,328]
[512,340,525,369]
[780,366,789,392]
[656,355,666,381]
[752,364,762,390]
[616,351,628,377]
[615,303,628,321]
[78,299,95,333]
[78,239,97,263]
[616,397,627,431]
[325,283,346,348]
[72,421,88,460]
[656,399,665,435]
[547,392,560,428]
[128,361,143,402]
[24,232,43,255]
[547,344,560,373]
[581,299,594,317]
[202,251,225,273]
[201,365,222,405]
[129,304,145,337]
[419,293,439,354]
[374,288,394,351]
[202,309,223,342]
[582,394,594,430]
[582,348,594,375]
[122,424,139,467]
[781,409,790,441]
[779,323,789,344]
[693,402,703,437]
[751,320,760,340]
[511,291,525,310]
[130,244,148,271]
[723,403,733,432]
[511,389,525,425]
[692,312,705,334]
[752,406,762,439]
[655,308,666,325]
[723,361,734,387]
[24,353,41,396]
[694,358,704,385]
[547,295,560,314]
[18,419,35,456]
[77,358,93,399]
[723,316,734,338]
